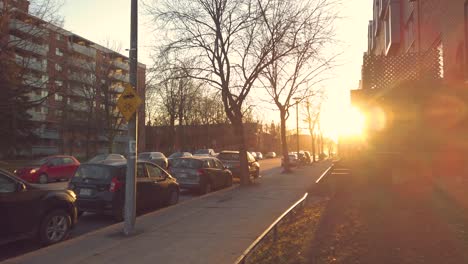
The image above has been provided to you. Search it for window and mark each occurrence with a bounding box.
[55,63,62,72]
[56,109,63,117]
[62,157,74,165]
[56,34,62,41]
[146,164,164,180]
[203,160,214,168]
[55,93,63,102]
[0,173,17,193]
[137,163,146,178]
[214,159,224,169]
[49,158,62,167]
[405,13,415,52]
[55,48,63,56]
[55,80,63,87]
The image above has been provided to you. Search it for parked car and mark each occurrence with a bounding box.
[169,157,233,194]
[281,153,298,167]
[88,154,126,163]
[68,160,179,221]
[302,151,312,164]
[14,155,80,184]
[265,152,277,158]
[255,152,264,160]
[0,169,78,246]
[167,152,192,167]
[250,152,258,159]
[218,151,260,179]
[138,152,168,169]
[193,149,216,157]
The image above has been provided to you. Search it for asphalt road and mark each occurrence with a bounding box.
[0,158,281,262]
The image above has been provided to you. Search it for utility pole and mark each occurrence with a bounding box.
[124,0,138,236]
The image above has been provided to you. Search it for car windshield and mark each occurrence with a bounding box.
[171,158,202,169]
[194,149,209,154]
[168,152,183,159]
[88,154,106,163]
[138,153,151,159]
[218,153,239,161]
[31,157,49,166]
[74,165,111,180]
[152,152,165,158]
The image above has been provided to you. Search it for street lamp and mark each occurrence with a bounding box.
[293,97,301,157]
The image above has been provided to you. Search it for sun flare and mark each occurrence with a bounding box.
[339,107,366,137]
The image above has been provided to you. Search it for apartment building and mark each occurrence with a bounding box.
[367,0,466,83]
[1,0,146,158]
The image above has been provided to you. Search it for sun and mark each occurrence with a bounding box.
[339,107,366,137]
[321,105,366,141]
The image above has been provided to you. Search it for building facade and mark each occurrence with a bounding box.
[1,0,146,158]
[367,0,467,83]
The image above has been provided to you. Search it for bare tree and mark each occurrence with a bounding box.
[304,94,323,162]
[0,0,64,156]
[147,0,304,184]
[258,0,337,171]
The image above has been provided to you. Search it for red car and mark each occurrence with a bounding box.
[14,155,80,184]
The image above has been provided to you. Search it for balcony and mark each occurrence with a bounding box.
[9,19,49,37]
[112,60,129,70]
[69,72,96,85]
[16,55,47,72]
[110,73,129,83]
[69,57,96,71]
[111,83,125,93]
[70,102,88,111]
[23,74,46,88]
[70,43,96,58]
[35,128,60,139]
[32,146,59,156]
[28,111,47,121]
[8,35,49,56]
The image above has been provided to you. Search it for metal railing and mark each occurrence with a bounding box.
[315,164,334,184]
[235,192,309,264]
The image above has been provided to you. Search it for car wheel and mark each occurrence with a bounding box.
[201,182,212,194]
[77,210,84,218]
[166,188,179,206]
[39,209,71,245]
[38,174,48,184]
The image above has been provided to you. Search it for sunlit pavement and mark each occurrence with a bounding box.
[0,158,281,262]
[4,160,331,264]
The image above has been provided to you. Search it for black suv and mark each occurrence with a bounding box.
[0,169,78,246]
[68,160,180,221]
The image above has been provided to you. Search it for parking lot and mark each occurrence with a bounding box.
[0,158,281,262]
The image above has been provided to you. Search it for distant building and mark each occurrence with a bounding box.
[0,0,146,158]
[146,123,261,154]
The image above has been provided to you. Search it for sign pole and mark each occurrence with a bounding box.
[123,0,138,236]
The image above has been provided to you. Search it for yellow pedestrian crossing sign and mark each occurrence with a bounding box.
[117,84,142,122]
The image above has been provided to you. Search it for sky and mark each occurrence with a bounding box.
[59,0,372,140]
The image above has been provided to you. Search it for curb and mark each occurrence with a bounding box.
[4,185,240,263]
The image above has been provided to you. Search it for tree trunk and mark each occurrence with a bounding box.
[280,110,291,172]
[311,133,316,162]
[169,115,176,153]
[232,117,250,185]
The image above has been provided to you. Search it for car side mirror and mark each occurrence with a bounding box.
[17,183,27,192]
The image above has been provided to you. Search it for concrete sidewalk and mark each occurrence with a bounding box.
[5,161,332,264]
